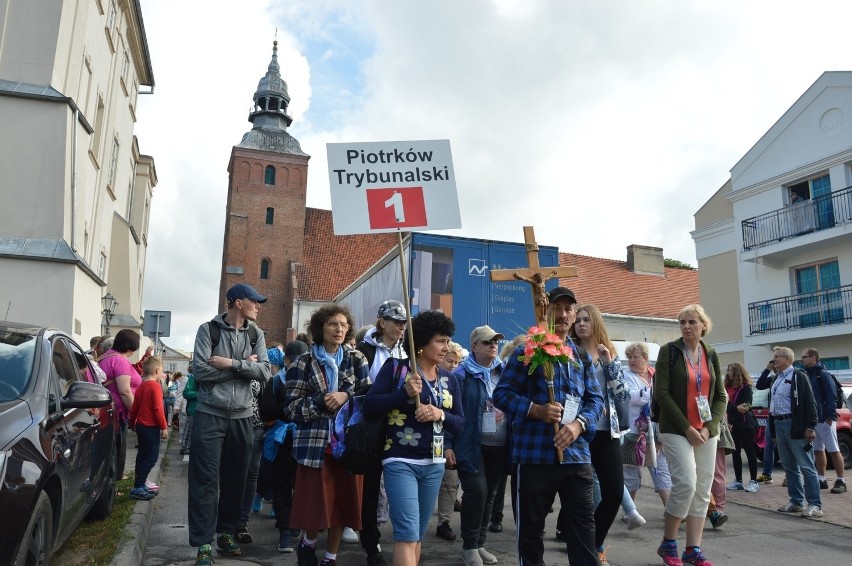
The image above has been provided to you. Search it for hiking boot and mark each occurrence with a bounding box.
[831,479,847,493]
[744,480,760,493]
[478,547,497,565]
[682,547,715,566]
[801,504,824,518]
[195,544,214,566]
[297,540,319,566]
[707,511,727,529]
[235,526,252,544]
[756,473,772,483]
[777,502,804,513]
[463,548,484,566]
[436,521,457,541]
[657,540,682,566]
[252,494,263,513]
[216,533,241,556]
[725,481,744,491]
[488,520,503,533]
[819,479,829,490]
[129,486,156,501]
[277,530,294,553]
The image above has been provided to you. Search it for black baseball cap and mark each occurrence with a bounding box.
[548,287,576,304]
[285,340,309,359]
[226,283,267,303]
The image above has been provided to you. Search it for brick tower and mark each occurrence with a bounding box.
[219,41,310,345]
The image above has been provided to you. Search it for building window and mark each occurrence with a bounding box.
[260,259,270,280]
[108,137,119,188]
[788,174,835,229]
[266,207,274,225]
[795,259,842,328]
[120,51,129,92]
[264,165,276,185]
[98,252,107,280]
[107,0,117,30]
[90,96,105,161]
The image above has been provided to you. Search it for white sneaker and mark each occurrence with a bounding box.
[478,547,498,565]
[627,511,646,530]
[744,480,760,493]
[463,548,484,566]
[342,527,360,544]
[801,505,824,518]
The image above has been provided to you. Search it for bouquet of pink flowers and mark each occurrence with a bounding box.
[517,325,578,376]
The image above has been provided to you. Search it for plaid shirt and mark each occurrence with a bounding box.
[283,348,370,468]
[493,338,604,465]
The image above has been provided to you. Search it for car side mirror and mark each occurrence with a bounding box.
[60,381,113,410]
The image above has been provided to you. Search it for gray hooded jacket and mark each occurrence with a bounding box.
[192,313,271,419]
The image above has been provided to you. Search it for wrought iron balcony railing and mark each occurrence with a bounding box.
[748,284,852,335]
[742,185,852,251]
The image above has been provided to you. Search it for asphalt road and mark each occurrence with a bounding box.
[138,438,852,566]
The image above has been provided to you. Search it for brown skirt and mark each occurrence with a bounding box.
[291,453,364,531]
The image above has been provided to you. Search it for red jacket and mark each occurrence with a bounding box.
[129,379,168,430]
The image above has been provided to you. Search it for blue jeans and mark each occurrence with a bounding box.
[774,419,821,507]
[134,424,161,489]
[383,461,444,542]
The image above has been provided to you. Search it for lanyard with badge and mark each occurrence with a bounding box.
[482,374,498,434]
[685,345,712,422]
[424,375,446,463]
[557,358,581,426]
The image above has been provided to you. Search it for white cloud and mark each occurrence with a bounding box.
[138,0,852,350]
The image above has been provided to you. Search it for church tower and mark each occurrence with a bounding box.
[219,41,310,344]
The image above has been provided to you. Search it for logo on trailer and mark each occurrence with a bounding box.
[469,259,487,277]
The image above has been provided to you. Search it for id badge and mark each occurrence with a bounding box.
[482,399,497,434]
[560,395,580,425]
[696,394,712,422]
[432,433,446,463]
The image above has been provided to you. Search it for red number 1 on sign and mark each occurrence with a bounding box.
[366,187,428,229]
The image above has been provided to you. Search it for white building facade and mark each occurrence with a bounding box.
[0,0,156,344]
[693,72,852,372]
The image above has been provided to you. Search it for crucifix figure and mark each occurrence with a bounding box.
[490,226,578,325]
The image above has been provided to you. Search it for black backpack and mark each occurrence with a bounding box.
[828,372,845,409]
[208,319,260,352]
[258,373,279,422]
[331,359,407,475]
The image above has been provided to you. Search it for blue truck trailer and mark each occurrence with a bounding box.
[336,232,561,347]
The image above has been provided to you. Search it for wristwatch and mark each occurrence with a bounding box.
[576,415,587,432]
[439,410,446,423]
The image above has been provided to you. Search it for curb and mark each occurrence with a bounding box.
[110,436,169,565]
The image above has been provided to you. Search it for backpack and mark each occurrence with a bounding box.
[258,375,278,422]
[828,372,845,409]
[356,341,377,368]
[331,359,407,475]
[208,320,260,352]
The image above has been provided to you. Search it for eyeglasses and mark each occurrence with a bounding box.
[325,321,350,330]
[479,339,500,346]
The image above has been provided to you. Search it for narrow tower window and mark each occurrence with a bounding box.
[260,259,270,280]
[266,207,274,225]
[264,165,276,185]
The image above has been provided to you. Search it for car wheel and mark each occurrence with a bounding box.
[87,444,118,520]
[16,491,53,566]
[837,432,852,470]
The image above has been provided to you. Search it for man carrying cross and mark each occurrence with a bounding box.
[493,285,604,566]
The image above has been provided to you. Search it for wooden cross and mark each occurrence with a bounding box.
[490,226,578,325]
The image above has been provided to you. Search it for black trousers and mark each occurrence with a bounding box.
[557,431,623,548]
[359,461,383,555]
[271,436,297,532]
[732,427,758,482]
[515,463,597,566]
[458,445,506,549]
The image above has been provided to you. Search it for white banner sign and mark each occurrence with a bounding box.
[327,139,461,235]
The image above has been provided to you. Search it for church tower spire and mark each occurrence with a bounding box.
[249,40,293,130]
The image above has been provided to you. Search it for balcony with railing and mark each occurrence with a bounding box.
[742,185,852,251]
[747,284,852,335]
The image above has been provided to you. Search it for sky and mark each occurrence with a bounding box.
[135,0,852,352]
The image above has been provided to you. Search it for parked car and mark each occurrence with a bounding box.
[0,321,122,564]
[752,377,852,469]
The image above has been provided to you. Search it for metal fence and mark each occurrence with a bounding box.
[742,185,852,251]
[747,284,852,335]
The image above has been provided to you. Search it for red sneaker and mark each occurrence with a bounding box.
[657,541,683,566]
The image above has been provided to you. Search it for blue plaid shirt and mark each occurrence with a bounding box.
[493,338,604,465]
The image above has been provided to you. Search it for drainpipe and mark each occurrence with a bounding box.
[71,107,78,251]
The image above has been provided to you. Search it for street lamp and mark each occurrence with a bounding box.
[101,292,118,336]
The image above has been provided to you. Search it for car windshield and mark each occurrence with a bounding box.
[0,331,37,402]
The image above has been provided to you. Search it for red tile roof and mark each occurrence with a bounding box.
[298,208,400,302]
[558,253,699,320]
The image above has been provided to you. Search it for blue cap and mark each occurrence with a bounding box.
[226,283,267,303]
[267,347,284,368]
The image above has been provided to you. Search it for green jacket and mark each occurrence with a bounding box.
[182,374,198,416]
[654,338,727,438]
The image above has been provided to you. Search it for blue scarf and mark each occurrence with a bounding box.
[312,343,343,393]
[460,355,502,397]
